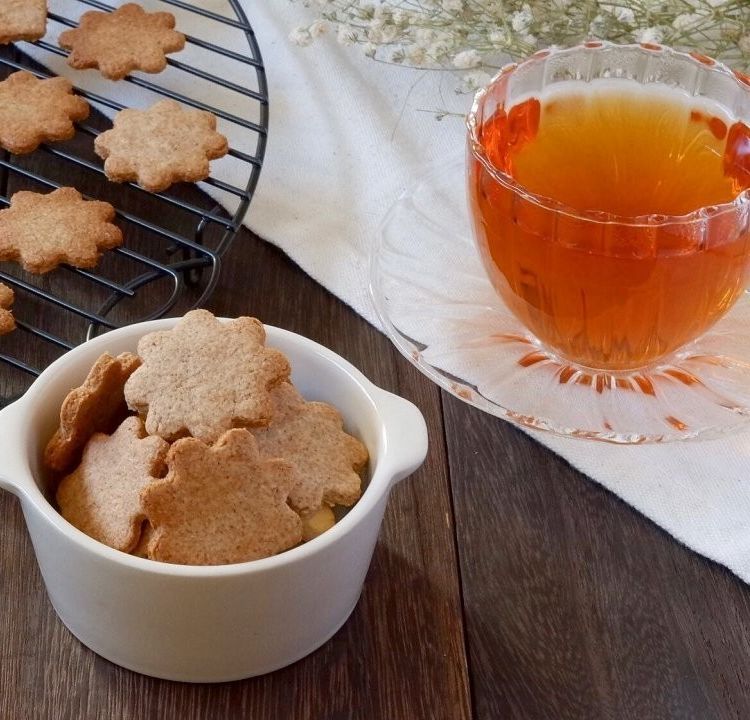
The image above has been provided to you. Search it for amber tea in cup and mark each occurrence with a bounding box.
[468,44,750,372]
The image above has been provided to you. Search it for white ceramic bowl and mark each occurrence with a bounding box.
[0,319,428,682]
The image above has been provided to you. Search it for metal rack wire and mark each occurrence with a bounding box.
[0,0,268,399]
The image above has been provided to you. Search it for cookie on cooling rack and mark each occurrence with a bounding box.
[0,283,15,336]
[94,99,228,192]
[59,3,185,81]
[0,187,122,274]
[0,71,89,155]
[0,0,47,45]
[45,352,142,473]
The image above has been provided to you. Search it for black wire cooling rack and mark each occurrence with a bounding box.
[0,0,268,399]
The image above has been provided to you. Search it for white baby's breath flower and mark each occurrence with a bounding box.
[391,9,408,25]
[721,24,742,42]
[337,24,359,46]
[406,46,428,65]
[633,26,664,44]
[588,14,607,36]
[452,48,482,68]
[426,30,454,57]
[376,23,400,44]
[609,6,635,25]
[461,70,492,91]
[427,41,450,59]
[638,0,666,10]
[289,26,312,47]
[309,19,328,38]
[484,0,506,19]
[366,21,386,44]
[358,2,375,19]
[289,0,750,84]
[489,29,510,45]
[511,4,533,33]
[415,28,437,47]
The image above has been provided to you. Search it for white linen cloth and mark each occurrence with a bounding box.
[26,2,750,582]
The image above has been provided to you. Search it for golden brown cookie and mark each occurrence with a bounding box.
[57,417,169,553]
[94,99,228,192]
[253,382,368,513]
[124,309,290,443]
[141,429,302,565]
[0,71,89,154]
[44,352,142,473]
[58,3,185,80]
[0,283,15,336]
[0,0,47,44]
[0,187,122,273]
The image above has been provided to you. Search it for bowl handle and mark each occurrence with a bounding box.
[373,389,429,485]
[0,400,29,496]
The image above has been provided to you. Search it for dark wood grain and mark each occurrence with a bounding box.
[443,393,750,720]
[4,41,750,720]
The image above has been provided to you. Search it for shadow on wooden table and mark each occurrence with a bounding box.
[0,488,466,720]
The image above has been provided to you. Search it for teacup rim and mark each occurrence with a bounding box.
[466,41,750,229]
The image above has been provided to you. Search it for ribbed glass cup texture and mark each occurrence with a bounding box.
[467,43,750,372]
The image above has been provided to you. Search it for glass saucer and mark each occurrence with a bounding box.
[370,156,750,444]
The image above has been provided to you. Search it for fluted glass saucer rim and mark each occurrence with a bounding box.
[467,41,750,229]
[369,162,750,445]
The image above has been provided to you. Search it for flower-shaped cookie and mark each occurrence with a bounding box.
[0,71,89,154]
[142,429,302,565]
[57,416,169,553]
[0,187,122,273]
[124,310,290,443]
[252,382,368,512]
[94,99,228,191]
[45,352,142,473]
[59,3,185,80]
[0,0,47,44]
[0,283,15,336]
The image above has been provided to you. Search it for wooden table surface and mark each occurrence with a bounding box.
[3,58,750,720]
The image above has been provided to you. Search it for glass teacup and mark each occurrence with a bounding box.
[467,43,750,374]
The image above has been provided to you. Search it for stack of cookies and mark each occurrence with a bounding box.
[0,3,229,336]
[45,310,369,566]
